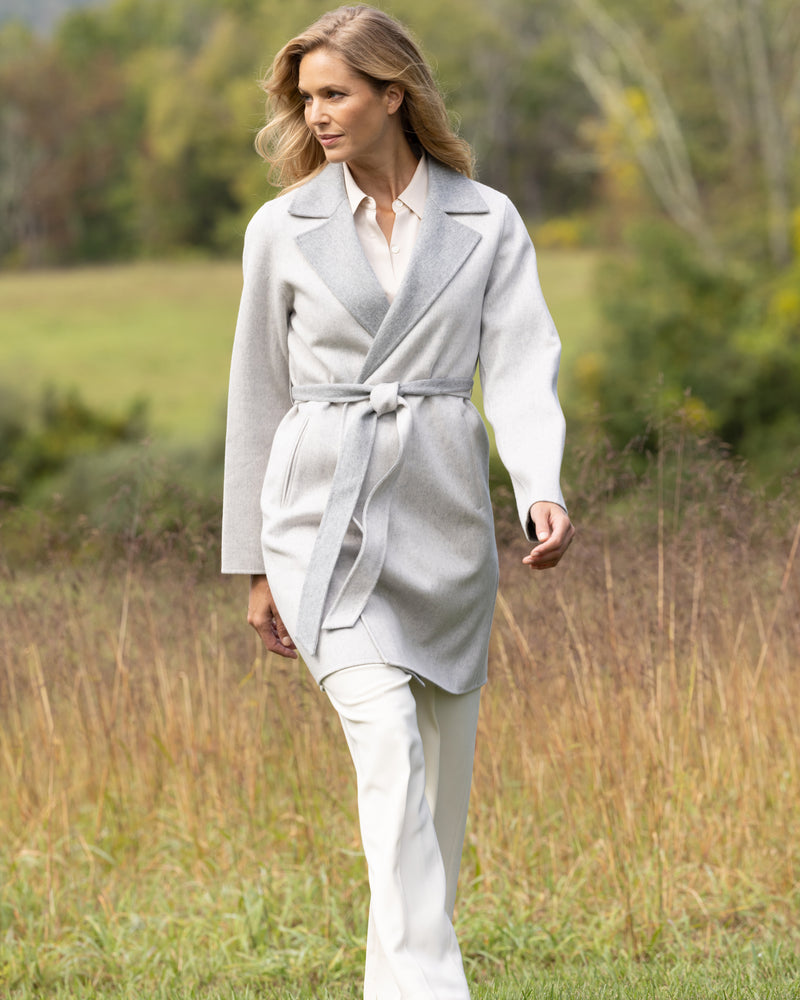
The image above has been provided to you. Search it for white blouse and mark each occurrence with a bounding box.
[342,156,428,303]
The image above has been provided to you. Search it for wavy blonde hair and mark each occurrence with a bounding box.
[256,5,474,188]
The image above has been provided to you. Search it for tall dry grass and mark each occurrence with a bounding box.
[1,435,799,992]
[471,433,800,966]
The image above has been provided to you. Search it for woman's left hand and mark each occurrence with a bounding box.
[522,501,574,570]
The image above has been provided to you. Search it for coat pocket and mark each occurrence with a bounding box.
[458,403,491,512]
[279,414,310,508]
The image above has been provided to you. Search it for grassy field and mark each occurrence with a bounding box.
[3,259,800,997]
[1,261,241,445]
[0,253,598,445]
[3,435,800,996]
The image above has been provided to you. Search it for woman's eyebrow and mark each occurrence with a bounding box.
[298,81,348,93]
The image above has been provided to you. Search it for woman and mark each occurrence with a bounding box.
[222,6,574,997]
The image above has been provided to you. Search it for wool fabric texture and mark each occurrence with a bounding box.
[222,158,566,693]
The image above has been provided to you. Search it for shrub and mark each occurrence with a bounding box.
[579,223,800,484]
[0,385,147,505]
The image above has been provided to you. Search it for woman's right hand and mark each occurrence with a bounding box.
[248,574,298,658]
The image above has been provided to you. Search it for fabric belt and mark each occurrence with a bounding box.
[290,378,474,654]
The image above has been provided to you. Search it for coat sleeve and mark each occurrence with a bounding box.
[221,207,293,574]
[478,195,567,540]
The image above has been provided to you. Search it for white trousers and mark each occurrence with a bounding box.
[322,664,481,1000]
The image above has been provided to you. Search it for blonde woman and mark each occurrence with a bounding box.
[222,5,573,997]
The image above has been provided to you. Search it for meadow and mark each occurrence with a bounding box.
[2,259,800,997]
[0,253,598,444]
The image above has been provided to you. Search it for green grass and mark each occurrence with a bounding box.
[1,261,243,444]
[3,953,800,998]
[4,256,800,998]
[535,249,598,383]
[3,436,800,997]
[0,252,599,446]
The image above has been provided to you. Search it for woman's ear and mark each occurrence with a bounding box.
[385,82,405,115]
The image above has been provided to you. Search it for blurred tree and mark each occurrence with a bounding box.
[393,0,596,218]
[2,0,797,480]
[0,25,131,264]
[126,14,266,252]
[571,0,800,479]
[572,0,799,265]
[0,0,598,264]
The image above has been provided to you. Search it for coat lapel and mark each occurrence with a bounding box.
[290,160,489,378]
[358,160,489,381]
[291,165,390,337]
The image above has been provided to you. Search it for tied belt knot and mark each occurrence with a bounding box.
[290,377,474,653]
[369,381,400,416]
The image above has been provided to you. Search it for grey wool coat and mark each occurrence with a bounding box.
[221,158,566,694]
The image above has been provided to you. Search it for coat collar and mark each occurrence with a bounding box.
[290,160,488,381]
[289,158,489,218]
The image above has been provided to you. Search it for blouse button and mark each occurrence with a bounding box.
[391,245,400,254]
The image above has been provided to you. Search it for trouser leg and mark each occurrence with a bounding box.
[363,677,481,999]
[322,664,478,1000]
[415,679,481,918]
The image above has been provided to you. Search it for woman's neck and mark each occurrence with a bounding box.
[346,140,420,211]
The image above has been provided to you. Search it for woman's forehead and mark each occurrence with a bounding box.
[298,48,358,87]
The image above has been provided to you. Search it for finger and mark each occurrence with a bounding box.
[530,509,553,543]
[523,525,574,568]
[272,608,296,650]
[526,532,564,559]
[527,556,561,569]
[524,555,560,570]
[256,620,298,658]
[248,607,298,658]
[523,551,557,566]
[263,631,299,658]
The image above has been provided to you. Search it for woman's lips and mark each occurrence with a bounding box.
[318,134,343,146]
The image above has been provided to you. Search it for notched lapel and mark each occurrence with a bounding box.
[359,163,488,381]
[292,165,390,338]
[290,160,490,376]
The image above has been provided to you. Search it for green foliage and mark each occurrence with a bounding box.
[0,386,147,505]
[0,261,243,449]
[574,0,799,268]
[3,0,798,479]
[391,0,596,216]
[0,383,225,563]
[0,0,597,265]
[578,222,800,481]
[566,0,800,479]
[0,25,137,264]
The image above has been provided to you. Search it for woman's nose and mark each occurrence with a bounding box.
[306,98,329,125]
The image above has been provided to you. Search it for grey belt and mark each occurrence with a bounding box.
[291,378,474,654]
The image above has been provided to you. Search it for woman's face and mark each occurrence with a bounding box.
[298,48,404,168]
